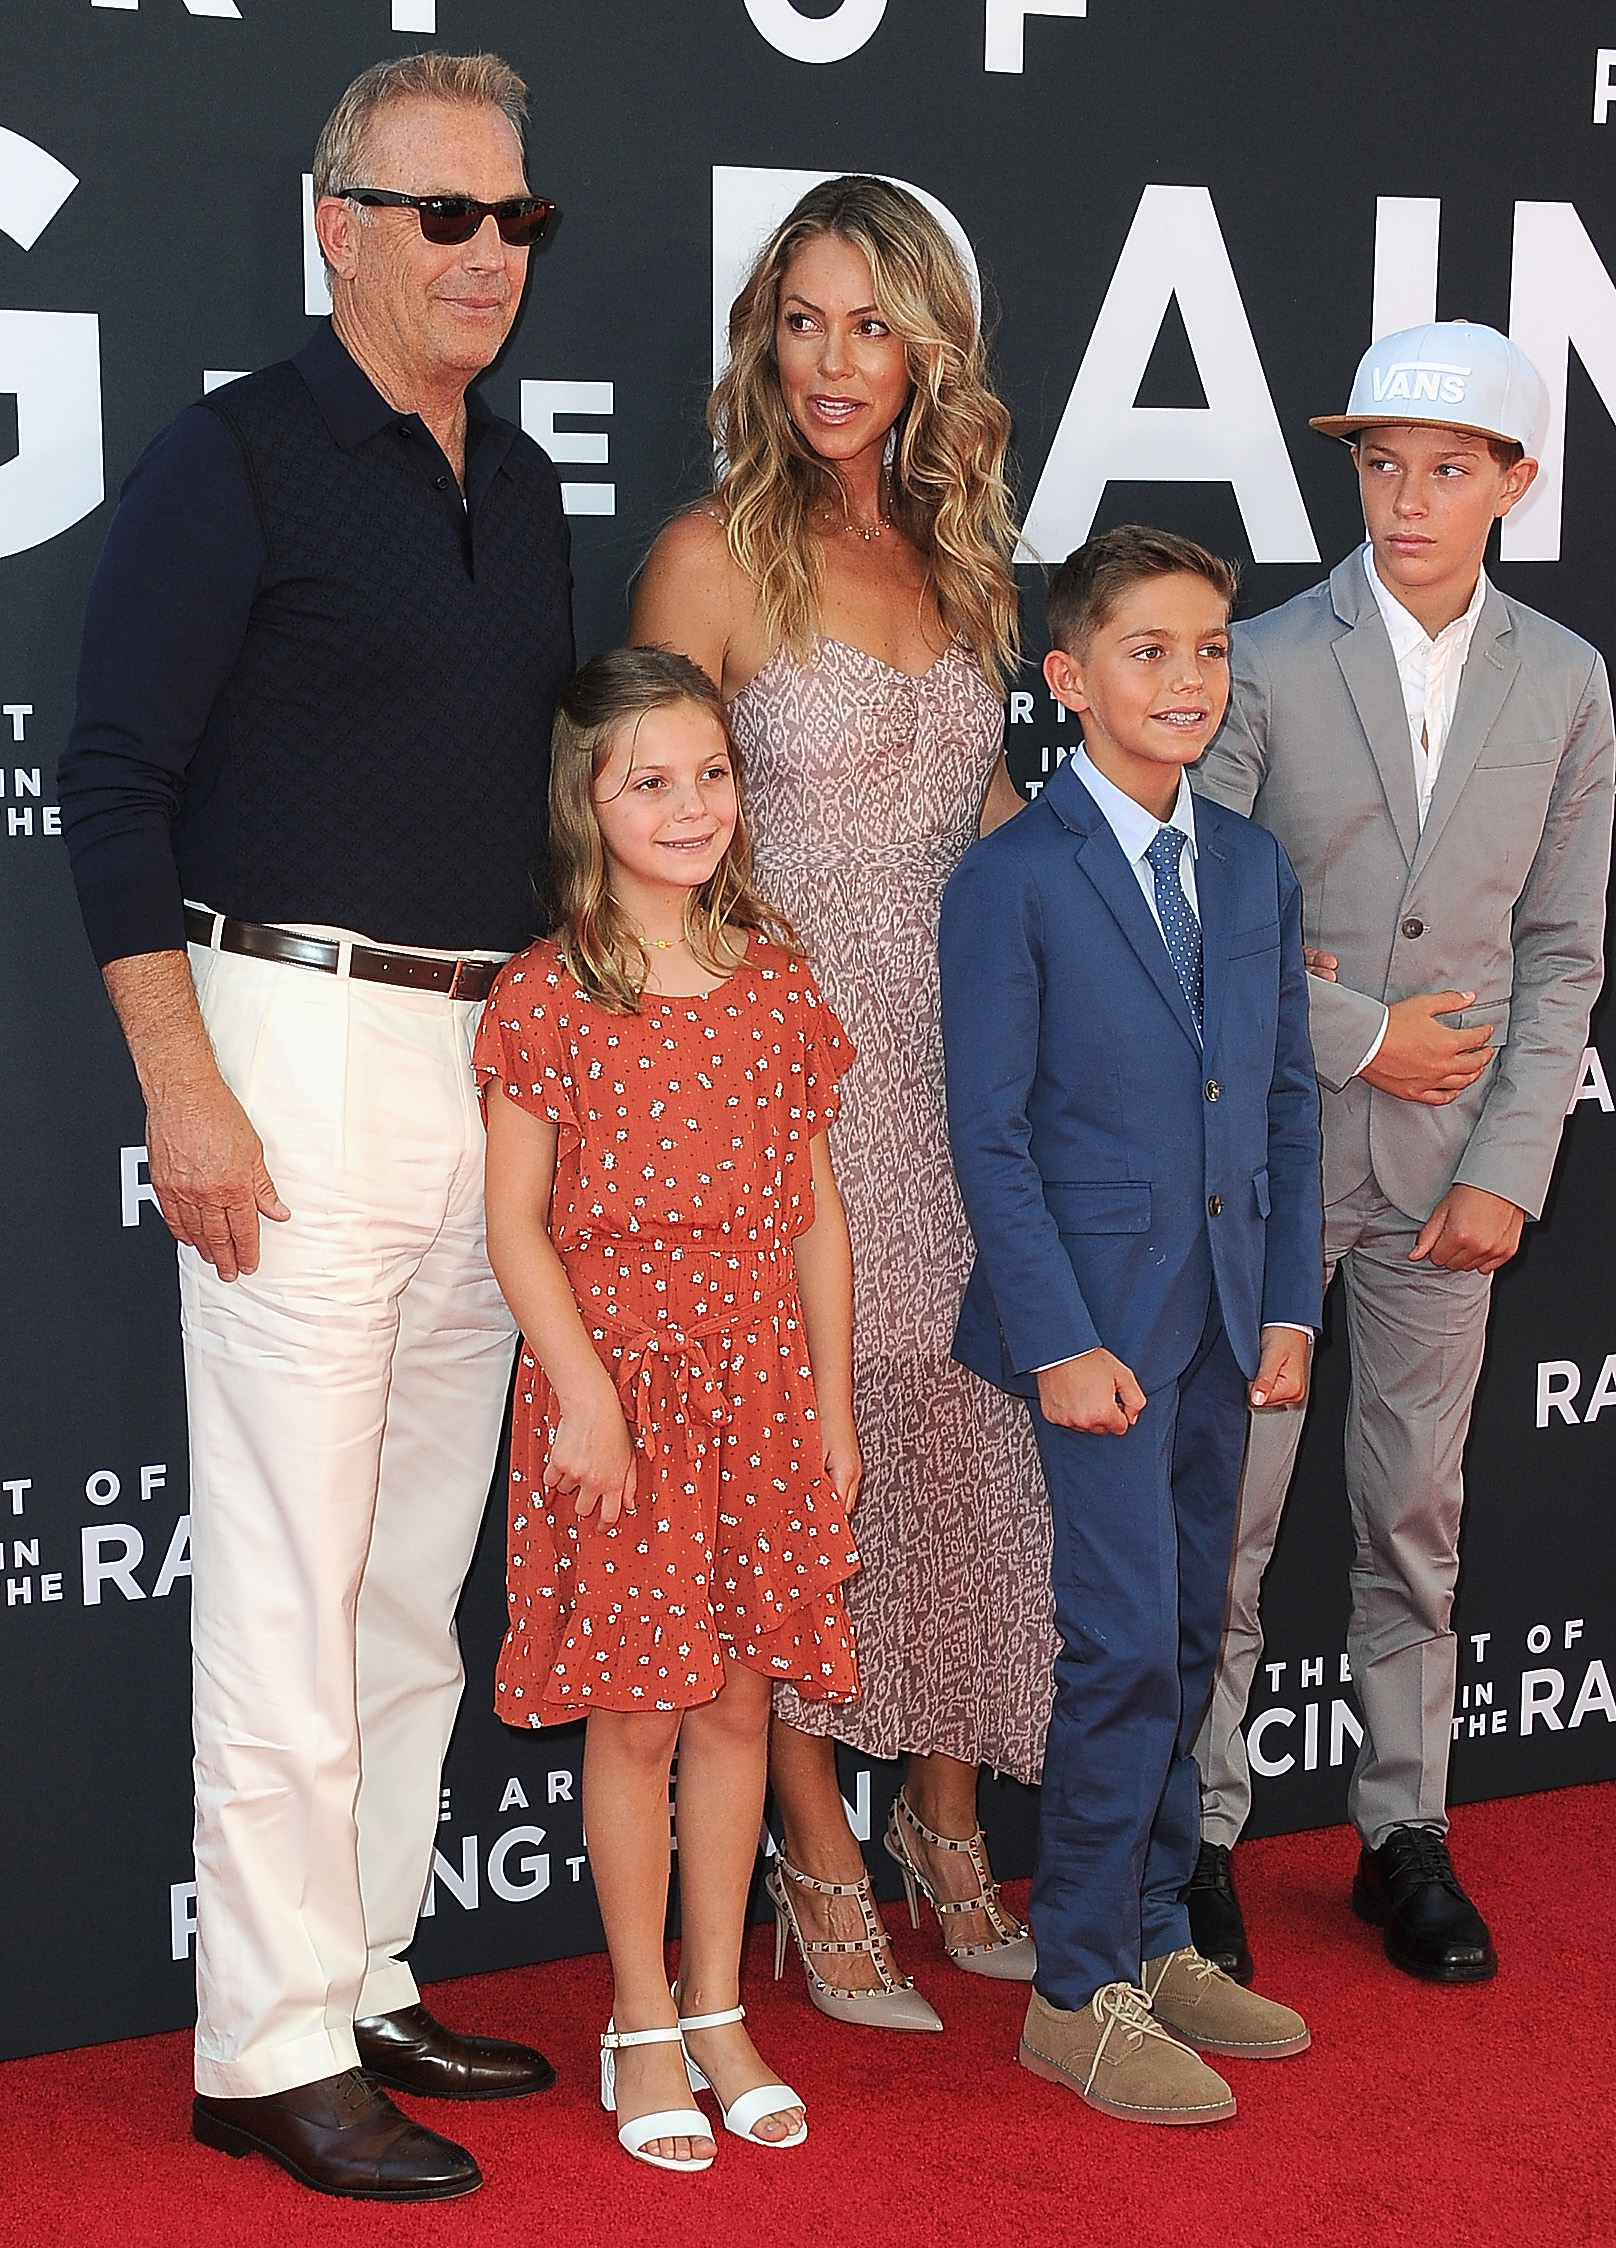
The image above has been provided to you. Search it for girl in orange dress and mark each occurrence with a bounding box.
[476,646,861,2175]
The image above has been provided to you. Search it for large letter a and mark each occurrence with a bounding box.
[1021,185,1317,565]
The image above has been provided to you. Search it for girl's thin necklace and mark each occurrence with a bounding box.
[629,916,689,954]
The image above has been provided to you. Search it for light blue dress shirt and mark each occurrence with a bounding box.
[1071,745,1200,926]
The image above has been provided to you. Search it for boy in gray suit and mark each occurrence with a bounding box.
[1188,323,1614,1984]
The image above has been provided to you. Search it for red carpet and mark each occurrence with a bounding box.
[6,1785,1611,2248]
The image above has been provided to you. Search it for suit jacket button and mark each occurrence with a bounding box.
[1205,1078,1221,1102]
[1401,916,1425,938]
[1207,1194,1222,1217]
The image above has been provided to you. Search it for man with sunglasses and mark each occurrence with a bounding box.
[59,55,570,2202]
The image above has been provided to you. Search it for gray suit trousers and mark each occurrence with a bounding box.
[1194,1177,1493,1852]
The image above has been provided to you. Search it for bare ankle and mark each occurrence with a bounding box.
[777,1829,867,1886]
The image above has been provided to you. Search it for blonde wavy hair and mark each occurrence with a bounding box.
[708,176,1020,695]
[548,647,802,1016]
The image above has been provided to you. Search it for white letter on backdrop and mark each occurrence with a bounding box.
[1021,184,1317,565]
[0,131,102,559]
[1505,201,1616,561]
[1372,198,1440,341]
[744,0,886,64]
[984,1,1088,73]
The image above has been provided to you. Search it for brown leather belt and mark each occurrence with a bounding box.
[184,906,505,1002]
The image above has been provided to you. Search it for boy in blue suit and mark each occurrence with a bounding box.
[940,527,1322,2125]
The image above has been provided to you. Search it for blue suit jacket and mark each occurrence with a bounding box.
[940,757,1323,1396]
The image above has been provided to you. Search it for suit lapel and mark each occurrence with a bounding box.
[1072,824,1203,1054]
[1330,558,1421,866]
[1408,587,1519,879]
[1195,824,1234,1059]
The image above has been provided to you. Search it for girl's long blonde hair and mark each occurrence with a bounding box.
[547,646,801,1016]
[708,175,1020,695]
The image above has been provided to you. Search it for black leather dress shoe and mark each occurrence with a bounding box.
[354,2002,556,2100]
[192,2068,481,2200]
[1180,1841,1254,1985]
[1352,1826,1498,1983]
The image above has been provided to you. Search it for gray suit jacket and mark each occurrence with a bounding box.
[1193,553,1614,1220]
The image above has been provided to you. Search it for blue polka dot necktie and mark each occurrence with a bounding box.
[1143,824,1203,1042]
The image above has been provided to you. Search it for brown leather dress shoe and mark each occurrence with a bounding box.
[192,2068,481,2200]
[354,2002,556,2100]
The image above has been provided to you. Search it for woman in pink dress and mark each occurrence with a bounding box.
[632,176,1056,2031]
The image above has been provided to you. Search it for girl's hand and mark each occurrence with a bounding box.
[819,1415,864,1513]
[544,1388,638,1528]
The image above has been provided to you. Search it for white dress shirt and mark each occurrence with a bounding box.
[1072,745,1199,925]
[1350,549,1489,1077]
[1363,544,1488,826]
[1039,747,1307,1364]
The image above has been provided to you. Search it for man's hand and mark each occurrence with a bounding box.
[1360,990,1494,1105]
[1303,946,1338,981]
[1410,1184,1526,1275]
[1037,1348,1146,1435]
[103,948,289,1282]
[145,1074,289,1282]
[1249,1326,1310,1409]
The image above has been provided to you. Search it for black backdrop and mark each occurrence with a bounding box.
[4,0,1614,2064]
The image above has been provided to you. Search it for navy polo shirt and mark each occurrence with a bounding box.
[59,320,573,964]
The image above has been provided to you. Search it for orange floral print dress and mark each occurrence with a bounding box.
[473,937,862,1725]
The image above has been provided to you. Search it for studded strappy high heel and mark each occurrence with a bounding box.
[883,1789,1038,1981]
[766,1856,943,2032]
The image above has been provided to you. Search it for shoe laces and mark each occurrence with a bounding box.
[1083,1983,1182,2094]
[334,2068,385,2117]
[1382,1827,1466,1900]
[1142,1946,1221,2004]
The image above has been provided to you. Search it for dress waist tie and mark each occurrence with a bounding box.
[611,1322,729,1536]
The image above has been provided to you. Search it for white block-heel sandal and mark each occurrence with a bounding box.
[677,2004,808,2148]
[599,2021,715,2173]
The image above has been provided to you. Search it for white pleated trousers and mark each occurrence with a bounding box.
[180,934,516,2099]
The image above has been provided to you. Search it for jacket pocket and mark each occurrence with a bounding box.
[1473,737,1556,770]
[1227,921,1280,960]
[1252,1168,1272,1218]
[1044,1181,1153,1234]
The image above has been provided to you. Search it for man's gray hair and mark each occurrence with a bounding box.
[312,52,529,201]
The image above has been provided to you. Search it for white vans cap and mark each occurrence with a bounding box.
[1310,321,1547,453]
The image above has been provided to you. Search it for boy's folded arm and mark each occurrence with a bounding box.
[1261,849,1327,1335]
[939,851,1104,1375]
[1303,974,1392,1095]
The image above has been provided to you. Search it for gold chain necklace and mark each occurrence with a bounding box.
[838,471,891,543]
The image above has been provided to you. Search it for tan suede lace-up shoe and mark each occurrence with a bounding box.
[1142,1947,1311,2057]
[1018,1984,1236,2125]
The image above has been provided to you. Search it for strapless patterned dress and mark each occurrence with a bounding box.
[732,637,1056,1782]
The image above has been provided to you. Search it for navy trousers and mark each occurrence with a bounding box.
[1029,1295,1249,2009]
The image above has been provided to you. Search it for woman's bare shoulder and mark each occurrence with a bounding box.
[645,504,733,574]
[633,508,763,686]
